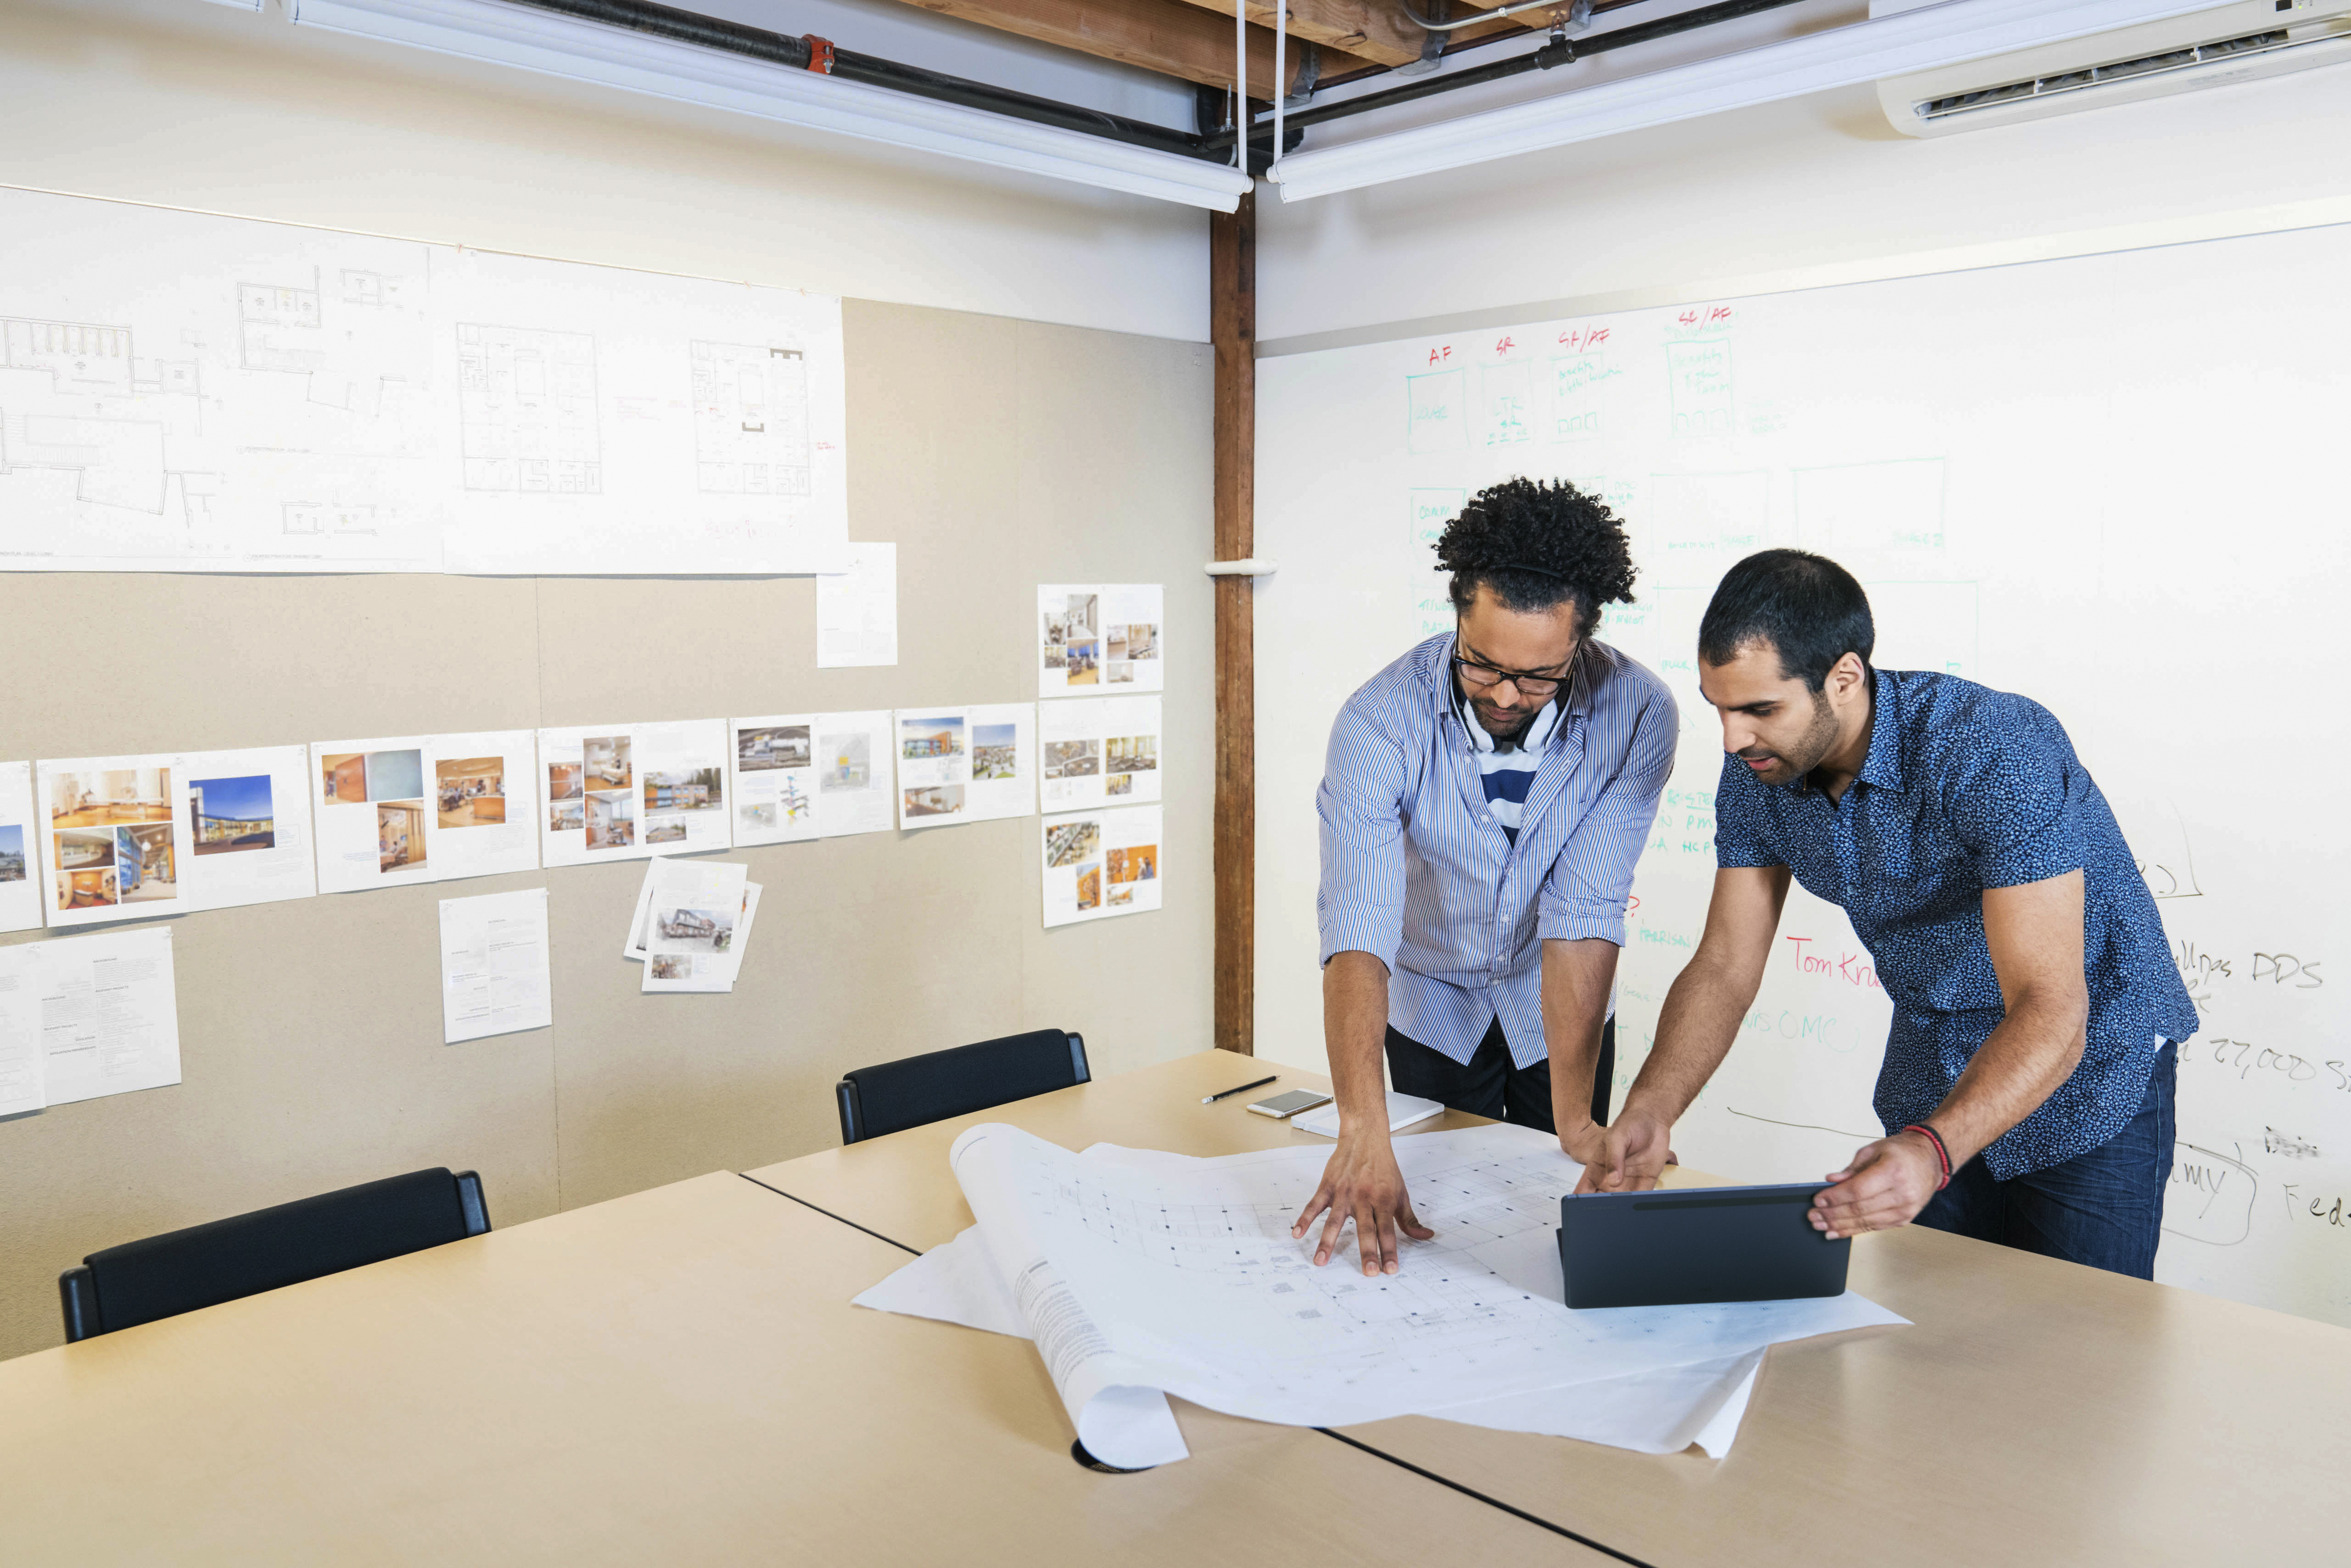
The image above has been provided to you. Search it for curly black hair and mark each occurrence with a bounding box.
[1436,477,1637,637]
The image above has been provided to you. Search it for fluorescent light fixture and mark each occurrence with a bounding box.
[291,0,1252,211]
[1272,0,2233,201]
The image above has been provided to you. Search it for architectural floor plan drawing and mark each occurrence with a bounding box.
[857,1124,1906,1469]
[456,323,602,494]
[691,339,810,496]
[0,186,848,575]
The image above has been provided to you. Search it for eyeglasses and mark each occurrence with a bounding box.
[1451,652,1570,700]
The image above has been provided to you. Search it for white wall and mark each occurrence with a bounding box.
[1257,16,2351,347]
[0,0,1210,341]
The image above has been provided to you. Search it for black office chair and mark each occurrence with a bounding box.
[58,1167,491,1343]
[837,1029,1089,1144]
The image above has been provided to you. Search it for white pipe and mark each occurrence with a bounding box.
[1235,0,1247,169]
[1272,0,1286,180]
[1204,558,1280,576]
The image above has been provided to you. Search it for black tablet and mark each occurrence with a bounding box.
[1557,1183,1851,1309]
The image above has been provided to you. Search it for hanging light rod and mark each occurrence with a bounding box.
[290,0,1254,210]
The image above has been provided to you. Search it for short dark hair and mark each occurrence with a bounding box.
[1698,549,1875,691]
[1437,477,1637,638]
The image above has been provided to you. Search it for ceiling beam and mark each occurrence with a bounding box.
[1163,0,1426,68]
[879,0,1377,92]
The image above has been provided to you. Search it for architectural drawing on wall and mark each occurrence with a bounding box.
[691,341,810,497]
[3,412,170,513]
[238,280,325,376]
[4,318,139,394]
[0,187,849,576]
[456,324,601,494]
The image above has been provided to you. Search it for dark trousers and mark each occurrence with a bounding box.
[1384,1016,1617,1133]
[1912,1042,2177,1280]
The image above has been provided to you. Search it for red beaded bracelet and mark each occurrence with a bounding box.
[1901,1123,1953,1190]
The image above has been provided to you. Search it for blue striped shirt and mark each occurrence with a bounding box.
[1455,677,1560,845]
[1317,632,1679,1070]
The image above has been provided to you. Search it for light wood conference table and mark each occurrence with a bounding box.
[0,1165,1609,1565]
[747,1050,2351,1567]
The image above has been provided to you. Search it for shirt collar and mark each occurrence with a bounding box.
[1434,632,1584,755]
[1855,669,1903,792]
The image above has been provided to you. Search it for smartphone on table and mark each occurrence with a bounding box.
[1246,1088,1335,1119]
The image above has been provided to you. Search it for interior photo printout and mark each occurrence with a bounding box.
[33,748,315,929]
[1037,584,1163,699]
[537,720,730,868]
[0,762,43,934]
[728,715,821,848]
[1040,804,1161,928]
[638,859,760,994]
[309,732,539,893]
[894,703,1037,831]
[0,925,183,1110]
[1039,696,1161,812]
[856,1124,1906,1470]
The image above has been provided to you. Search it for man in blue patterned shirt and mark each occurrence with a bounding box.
[1294,479,1678,1278]
[1580,549,2196,1277]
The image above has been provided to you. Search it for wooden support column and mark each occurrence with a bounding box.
[1211,191,1255,1056]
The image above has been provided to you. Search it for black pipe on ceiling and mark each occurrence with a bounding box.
[501,0,1225,161]
[494,0,1812,171]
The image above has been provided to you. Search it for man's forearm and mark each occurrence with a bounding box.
[1323,952,1394,1129]
[1621,956,1755,1124]
[1541,938,1616,1136]
[1922,989,2087,1166]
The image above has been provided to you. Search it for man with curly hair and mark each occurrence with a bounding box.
[1292,477,1679,1278]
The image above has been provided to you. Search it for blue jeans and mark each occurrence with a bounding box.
[1912,1041,2176,1279]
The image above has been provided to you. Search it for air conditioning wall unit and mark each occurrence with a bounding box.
[1873,0,2351,135]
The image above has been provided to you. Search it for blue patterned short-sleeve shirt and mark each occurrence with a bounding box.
[1713,670,2197,1180]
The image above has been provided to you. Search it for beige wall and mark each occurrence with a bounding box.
[0,300,1215,1361]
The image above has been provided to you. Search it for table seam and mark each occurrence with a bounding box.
[1315,1428,1660,1567]
[733,1172,921,1256]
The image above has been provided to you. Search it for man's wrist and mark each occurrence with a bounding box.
[1898,1124,1953,1189]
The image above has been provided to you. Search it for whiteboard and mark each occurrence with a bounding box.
[1256,222,2351,1327]
[0,186,846,575]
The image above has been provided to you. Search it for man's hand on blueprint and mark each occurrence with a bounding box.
[1292,1131,1436,1276]
[1573,1106,1676,1194]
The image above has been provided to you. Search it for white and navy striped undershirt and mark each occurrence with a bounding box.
[1454,682,1562,845]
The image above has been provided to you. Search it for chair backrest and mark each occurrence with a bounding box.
[59,1168,490,1342]
[837,1030,1089,1144]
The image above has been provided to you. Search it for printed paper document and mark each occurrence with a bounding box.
[0,927,185,1108]
[439,887,552,1044]
[817,543,898,667]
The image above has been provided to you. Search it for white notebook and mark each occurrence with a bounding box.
[1292,1092,1445,1139]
